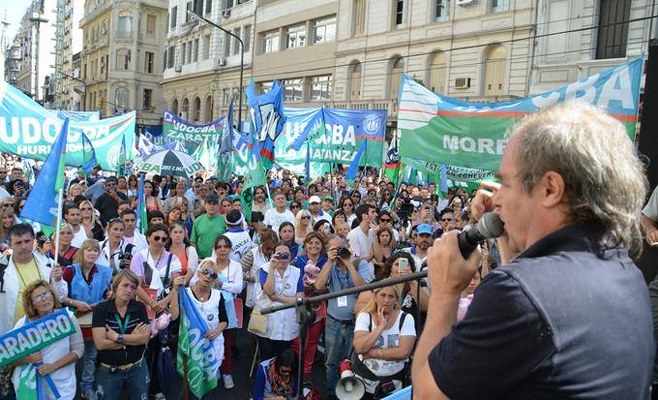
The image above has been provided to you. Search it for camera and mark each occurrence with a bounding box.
[336,247,351,259]
[118,250,132,269]
[273,252,290,260]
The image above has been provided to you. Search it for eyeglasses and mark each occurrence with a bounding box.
[291,205,301,209]
[301,216,311,220]
[32,291,52,303]
[151,235,168,242]
[379,218,391,223]
[201,268,218,279]
[440,218,453,222]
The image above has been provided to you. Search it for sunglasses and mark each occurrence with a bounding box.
[379,218,391,223]
[201,268,218,279]
[441,218,453,222]
[81,207,93,211]
[151,235,168,242]
[301,216,311,220]
[291,205,301,209]
[32,291,53,303]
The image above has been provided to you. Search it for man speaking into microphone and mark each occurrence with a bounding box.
[412,102,654,399]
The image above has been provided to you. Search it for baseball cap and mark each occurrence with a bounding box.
[309,195,321,204]
[205,193,220,204]
[323,196,334,203]
[416,224,433,236]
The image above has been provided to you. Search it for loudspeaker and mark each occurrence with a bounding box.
[336,359,366,400]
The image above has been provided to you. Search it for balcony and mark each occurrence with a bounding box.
[325,99,399,121]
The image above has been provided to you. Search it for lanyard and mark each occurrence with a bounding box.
[115,313,131,335]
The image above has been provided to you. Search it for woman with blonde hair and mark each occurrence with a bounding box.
[61,239,112,399]
[0,208,16,252]
[78,199,104,241]
[48,223,79,268]
[12,280,84,400]
[294,209,314,246]
[67,183,83,201]
[352,283,416,398]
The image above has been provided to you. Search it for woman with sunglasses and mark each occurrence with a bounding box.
[339,197,357,227]
[252,348,299,400]
[169,260,228,379]
[127,175,139,197]
[254,243,304,360]
[12,281,84,400]
[278,222,300,260]
[61,239,113,399]
[294,210,314,247]
[289,200,302,217]
[92,269,151,400]
[78,200,104,241]
[48,223,79,268]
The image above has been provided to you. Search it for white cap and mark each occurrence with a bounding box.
[309,195,322,204]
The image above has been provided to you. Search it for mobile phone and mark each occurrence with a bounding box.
[398,258,410,273]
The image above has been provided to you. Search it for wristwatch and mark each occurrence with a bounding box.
[117,334,125,344]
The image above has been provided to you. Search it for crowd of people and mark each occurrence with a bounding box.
[0,155,487,400]
[1,100,657,400]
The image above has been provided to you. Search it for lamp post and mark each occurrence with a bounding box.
[187,10,244,133]
[55,70,86,111]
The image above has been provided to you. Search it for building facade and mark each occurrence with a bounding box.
[79,0,168,124]
[54,0,86,110]
[161,0,255,125]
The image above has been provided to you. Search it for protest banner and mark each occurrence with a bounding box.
[162,110,225,154]
[0,308,76,367]
[0,81,135,171]
[397,58,642,172]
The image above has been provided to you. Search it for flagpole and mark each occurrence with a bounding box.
[53,188,64,266]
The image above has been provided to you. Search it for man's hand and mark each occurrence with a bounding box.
[470,181,501,221]
[37,363,57,376]
[50,265,62,282]
[647,230,658,246]
[427,231,482,296]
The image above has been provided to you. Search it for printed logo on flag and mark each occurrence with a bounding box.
[363,114,382,136]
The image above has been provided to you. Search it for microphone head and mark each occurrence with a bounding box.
[477,213,505,239]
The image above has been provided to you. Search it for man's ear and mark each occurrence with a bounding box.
[540,171,565,208]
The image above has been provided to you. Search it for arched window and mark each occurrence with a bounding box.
[388,57,404,99]
[171,99,179,116]
[193,97,201,122]
[483,44,506,96]
[115,87,129,109]
[116,49,131,70]
[428,51,447,94]
[181,98,189,120]
[204,95,213,122]
[349,61,362,101]
[117,12,132,38]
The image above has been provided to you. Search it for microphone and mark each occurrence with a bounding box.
[457,212,505,259]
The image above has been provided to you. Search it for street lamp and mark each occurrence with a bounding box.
[187,10,244,133]
[54,69,86,111]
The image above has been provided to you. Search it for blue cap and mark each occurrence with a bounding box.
[416,224,433,236]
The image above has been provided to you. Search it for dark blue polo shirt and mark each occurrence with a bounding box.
[428,224,654,400]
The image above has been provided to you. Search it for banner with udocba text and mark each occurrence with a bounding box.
[397,58,643,172]
[0,81,136,171]
[162,110,225,154]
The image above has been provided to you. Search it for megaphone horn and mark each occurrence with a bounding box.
[336,360,366,400]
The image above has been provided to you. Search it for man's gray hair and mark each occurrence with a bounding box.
[512,101,647,256]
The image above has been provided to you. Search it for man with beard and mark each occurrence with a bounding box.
[94,177,128,225]
[407,224,433,271]
[252,186,271,214]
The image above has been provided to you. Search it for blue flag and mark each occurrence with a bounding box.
[439,163,449,194]
[80,131,97,173]
[345,140,367,182]
[291,108,326,151]
[20,119,69,226]
[246,80,286,168]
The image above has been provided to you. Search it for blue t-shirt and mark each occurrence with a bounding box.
[326,260,371,321]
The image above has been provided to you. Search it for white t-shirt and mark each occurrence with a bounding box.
[71,226,89,248]
[347,226,372,259]
[263,208,295,233]
[354,311,416,377]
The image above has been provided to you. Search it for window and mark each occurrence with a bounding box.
[394,0,405,26]
[115,87,129,109]
[225,0,234,8]
[143,89,153,110]
[205,0,212,14]
[263,30,279,53]
[170,6,177,28]
[388,57,404,99]
[428,51,447,94]
[259,81,273,94]
[284,78,303,102]
[193,97,201,122]
[172,99,179,116]
[483,44,506,96]
[435,0,449,22]
[243,25,251,52]
[224,32,231,57]
[145,51,154,73]
[182,42,187,64]
[314,16,336,44]
[310,75,332,100]
[116,49,131,70]
[204,95,213,121]
[232,27,241,55]
[350,62,362,100]
[491,0,509,13]
[185,2,192,22]
[193,39,199,62]
[167,46,175,68]
[202,35,210,60]
[353,0,366,36]
[193,0,203,15]
[596,0,631,59]
[146,15,156,37]
[181,98,190,119]
[117,14,132,37]
[187,41,193,63]
[286,24,306,49]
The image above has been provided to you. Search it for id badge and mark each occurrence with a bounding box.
[337,296,347,307]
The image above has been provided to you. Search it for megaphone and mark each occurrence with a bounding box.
[336,359,366,400]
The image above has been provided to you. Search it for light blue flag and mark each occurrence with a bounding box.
[20,119,69,226]
[291,108,325,151]
[246,80,286,167]
[439,163,449,194]
[345,140,367,183]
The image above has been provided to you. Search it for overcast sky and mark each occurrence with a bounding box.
[0,1,33,46]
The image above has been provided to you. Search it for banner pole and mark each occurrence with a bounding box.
[53,187,64,266]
